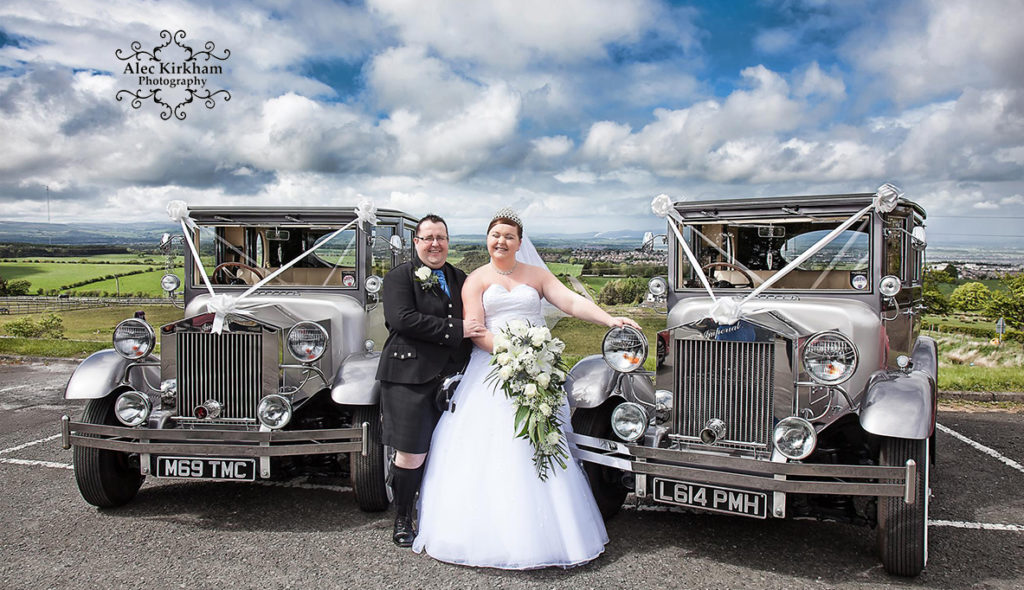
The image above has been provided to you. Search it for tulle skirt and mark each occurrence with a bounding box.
[412,347,608,569]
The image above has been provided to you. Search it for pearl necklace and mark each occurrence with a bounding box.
[493,261,518,276]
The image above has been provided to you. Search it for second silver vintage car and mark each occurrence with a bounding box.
[567,187,936,577]
[61,205,418,511]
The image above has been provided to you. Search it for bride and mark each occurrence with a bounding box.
[412,208,640,569]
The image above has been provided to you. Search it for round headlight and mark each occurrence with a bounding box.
[114,391,151,427]
[257,394,292,429]
[802,331,857,385]
[773,416,817,460]
[611,402,648,442]
[160,273,181,293]
[365,275,383,294]
[287,321,329,362]
[879,275,901,297]
[602,326,648,373]
[648,277,668,297]
[112,319,155,360]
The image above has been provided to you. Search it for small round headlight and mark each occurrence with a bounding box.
[287,321,329,362]
[602,326,648,373]
[114,391,151,427]
[611,402,648,442]
[365,275,383,294]
[160,273,181,293]
[112,319,155,360]
[773,416,817,460]
[802,331,857,385]
[257,394,292,429]
[879,275,901,297]
[648,277,668,297]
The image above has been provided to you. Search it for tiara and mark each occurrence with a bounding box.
[490,207,523,228]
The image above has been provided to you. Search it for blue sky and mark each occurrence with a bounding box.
[1,0,1023,245]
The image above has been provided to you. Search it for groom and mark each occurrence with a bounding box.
[376,213,484,547]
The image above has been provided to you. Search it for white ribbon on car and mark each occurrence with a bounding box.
[166,197,379,334]
[652,183,903,325]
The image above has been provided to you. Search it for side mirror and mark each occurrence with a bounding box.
[911,226,927,250]
[390,235,404,251]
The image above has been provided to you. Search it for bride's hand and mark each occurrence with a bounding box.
[608,316,641,330]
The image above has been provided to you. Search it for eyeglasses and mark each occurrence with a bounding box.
[415,235,449,243]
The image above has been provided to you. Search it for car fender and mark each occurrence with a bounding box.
[64,349,160,400]
[859,369,936,440]
[566,355,617,409]
[911,335,938,381]
[331,351,381,405]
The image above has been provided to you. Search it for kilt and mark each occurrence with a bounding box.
[380,378,443,454]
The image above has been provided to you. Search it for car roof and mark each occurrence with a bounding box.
[186,206,420,224]
[672,192,926,219]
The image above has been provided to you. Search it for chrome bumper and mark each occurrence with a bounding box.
[61,415,368,478]
[567,431,917,505]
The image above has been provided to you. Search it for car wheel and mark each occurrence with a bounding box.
[877,436,929,577]
[350,405,390,512]
[571,405,628,519]
[73,395,144,508]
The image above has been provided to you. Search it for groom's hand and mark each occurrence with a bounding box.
[463,319,486,339]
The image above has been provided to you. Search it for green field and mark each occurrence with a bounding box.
[0,262,158,292]
[577,275,617,297]
[546,263,583,277]
[70,268,185,296]
[5,254,165,264]
[935,278,1009,296]
[0,304,184,345]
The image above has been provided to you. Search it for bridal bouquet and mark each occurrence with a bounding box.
[487,320,571,480]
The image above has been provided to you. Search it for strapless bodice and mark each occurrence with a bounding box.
[482,283,544,332]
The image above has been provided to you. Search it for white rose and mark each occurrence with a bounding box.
[496,352,511,366]
[498,366,513,381]
[536,373,551,389]
[509,320,529,337]
[493,333,510,353]
[524,383,538,397]
[545,431,561,446]
[538,403,552,417]
[415,266,431,281]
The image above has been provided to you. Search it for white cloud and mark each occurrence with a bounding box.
[847,0,1024,104]
[531,135,573,158]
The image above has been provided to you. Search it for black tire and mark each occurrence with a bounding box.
[351,405,390,512]
[877,436,929,577]
[73,396,144,508]
[572,405,628,519]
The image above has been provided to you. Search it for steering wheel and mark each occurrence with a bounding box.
[213,262,266,285]
[700,262,757,288]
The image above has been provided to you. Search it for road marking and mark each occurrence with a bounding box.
[936,423,1024,475]
[931,520,1024,532]
[0,433,61,455]
[0,457,72,469]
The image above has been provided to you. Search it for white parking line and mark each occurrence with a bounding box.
[0,457,72,470]
[936,423,1024,475]
[931,520,1024,532]
[0,433,61,455]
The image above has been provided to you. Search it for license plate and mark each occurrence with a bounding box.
[652,478,768,519]
[156,457,256,481]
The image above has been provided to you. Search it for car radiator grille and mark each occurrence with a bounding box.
[177,331,263,420]
[675,339,775,450]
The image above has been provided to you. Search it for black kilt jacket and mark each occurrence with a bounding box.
[375,259,472,385]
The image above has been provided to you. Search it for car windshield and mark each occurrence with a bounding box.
[675,215,871,291]
[191,223,359,288]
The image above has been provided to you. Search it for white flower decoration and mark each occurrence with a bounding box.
[545,431,561,446]
[874,183,903,214]
[414,266,431,281]
[536,373,551,389]
[524,383,538,397]
[651,193,674,218]
[709,296,743,326]
[355,197,378,226]
[538,403,552,417]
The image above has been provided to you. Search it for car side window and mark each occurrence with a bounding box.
[884,216,907,282]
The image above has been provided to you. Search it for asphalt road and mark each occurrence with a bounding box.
[2,358,1022,590]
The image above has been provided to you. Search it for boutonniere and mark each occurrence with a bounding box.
[414,265,440,291]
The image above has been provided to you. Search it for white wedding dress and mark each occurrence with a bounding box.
[412,283,609,569]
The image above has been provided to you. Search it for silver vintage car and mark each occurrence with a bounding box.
[61,205,418,511]
[567,187,935,577]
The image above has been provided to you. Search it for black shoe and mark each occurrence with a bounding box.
[393,515,415,547]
